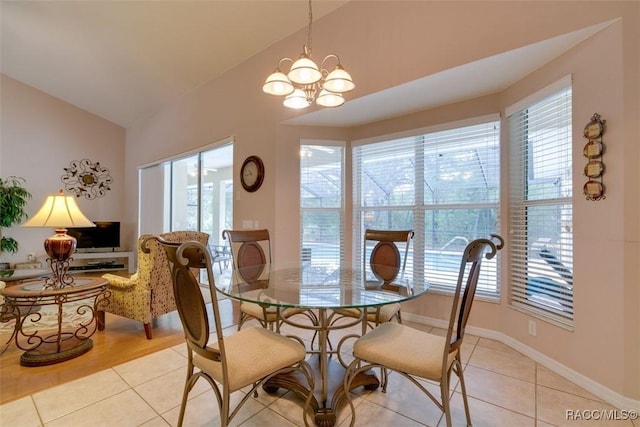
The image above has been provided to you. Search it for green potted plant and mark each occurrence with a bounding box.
[0,176,32,271]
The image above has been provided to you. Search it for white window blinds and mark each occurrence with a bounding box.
[300,144,345,273]
[353,118,501,295]
[507,82,574,327]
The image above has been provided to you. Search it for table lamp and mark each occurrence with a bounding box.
[22,190,95,289]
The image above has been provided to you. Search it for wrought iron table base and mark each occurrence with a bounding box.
[263,307,378,427]
[0,277,109,367]
[264,354,378,427]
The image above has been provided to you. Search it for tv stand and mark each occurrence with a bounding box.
[70,251,134,274]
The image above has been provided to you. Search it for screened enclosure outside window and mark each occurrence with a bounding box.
[139,142,234,283]
[300,145,345,275]
[507,79,574,327]
[171,155,199,232]
[353,118,501,295]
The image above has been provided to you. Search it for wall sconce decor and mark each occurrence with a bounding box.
[61,159,113,199]
[582,113,606,201]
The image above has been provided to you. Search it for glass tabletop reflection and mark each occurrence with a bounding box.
[213,264,430,310]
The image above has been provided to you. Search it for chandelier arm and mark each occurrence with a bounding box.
[320,54,341,72]
[277,57,294,70]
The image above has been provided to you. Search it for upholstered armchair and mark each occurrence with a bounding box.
[98,230,209,339]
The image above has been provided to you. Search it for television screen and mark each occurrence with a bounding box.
[68,221,120,249]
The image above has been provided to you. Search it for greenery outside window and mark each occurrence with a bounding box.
[353,117,501,295]
[139,141,233,244]
[300,143,345,276]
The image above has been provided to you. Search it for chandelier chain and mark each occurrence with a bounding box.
[307,0,313,51]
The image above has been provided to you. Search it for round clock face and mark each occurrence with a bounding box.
[240,156,264,192]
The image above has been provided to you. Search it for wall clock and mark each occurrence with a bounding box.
[240,155,265,192]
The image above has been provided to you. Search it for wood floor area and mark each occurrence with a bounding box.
[0,297,239,405]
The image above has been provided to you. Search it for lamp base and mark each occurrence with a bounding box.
[44,258,75,289]
[43,229,77,289]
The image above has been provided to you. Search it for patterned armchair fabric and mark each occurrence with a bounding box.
[99,231,209,339]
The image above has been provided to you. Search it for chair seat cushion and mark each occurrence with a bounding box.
[333,303,401,323]
[240,302,307,322]
[353,322,456,381]
[194,326,306,391]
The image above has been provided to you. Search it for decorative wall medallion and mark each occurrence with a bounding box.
[61,159,113,199]
[581,113,606,201]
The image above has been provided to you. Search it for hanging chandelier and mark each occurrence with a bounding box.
[262,0,355,109]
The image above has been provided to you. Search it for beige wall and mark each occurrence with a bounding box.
[123,1,639,405]
[0,75,127,262]
[1,0,637,409]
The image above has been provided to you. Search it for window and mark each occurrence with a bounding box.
[507,78,573,327]
[300,144,345,275]
[138,141,233,246]
[353,117,501,295]
[171,155,199,231]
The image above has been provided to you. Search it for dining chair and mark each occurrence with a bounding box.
[343,234,504,427]
[222,229,318,332]
[156,237,315,427]
[331,229,414,329]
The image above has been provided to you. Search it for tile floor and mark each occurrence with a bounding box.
[1,317,637,427]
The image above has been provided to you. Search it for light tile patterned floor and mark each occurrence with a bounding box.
[1,318,637,427]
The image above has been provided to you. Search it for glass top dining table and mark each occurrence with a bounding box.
[213,264,430,310]
[213,263,431,427]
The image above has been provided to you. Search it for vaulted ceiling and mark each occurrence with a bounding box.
[1,1,607,129]
[1,1,348,127]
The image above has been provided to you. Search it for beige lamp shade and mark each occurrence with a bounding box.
[287,55,322,85]
[316,89,345,107]
[283,88,312,109]
[263,71,295,96]
[23,190,94,229]
[23,190,94,265]
[322,65,355,93]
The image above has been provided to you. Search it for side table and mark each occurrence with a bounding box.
[0,276,110,366]
[1,268,51,284]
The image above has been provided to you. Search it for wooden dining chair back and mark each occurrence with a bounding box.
[222,229,271,283]
[331,229,414,329]
[343,234,504,427]
[364,229,414,286]
[222,229,317,331]
[156,237,314,427]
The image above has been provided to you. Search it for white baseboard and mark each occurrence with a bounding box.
[402,312,640,411]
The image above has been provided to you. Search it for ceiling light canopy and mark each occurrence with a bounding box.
[263,0,354,109]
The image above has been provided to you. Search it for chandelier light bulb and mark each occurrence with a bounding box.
[288,53,322,85]
[316,89,345,108]
[283,88,312,109]
[323,65,355,93]
[263,70,294,96]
